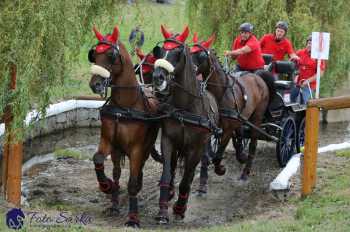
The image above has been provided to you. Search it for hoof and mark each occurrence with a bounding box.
[239,172,249,182]
[174,213,185,221]
[195,184,207,197]
[125,220,140,228]
[236,152,248,164]
[103,206,120,216]
[214,164,226,176]
[155,215,169,225]
[194,190,207,197]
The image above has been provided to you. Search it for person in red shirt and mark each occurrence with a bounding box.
[260,21,299,61]
[224,22,264,72]
[291,35,326,103]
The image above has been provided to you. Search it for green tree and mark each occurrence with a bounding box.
[0,0,121,139]
[187,0,350,96]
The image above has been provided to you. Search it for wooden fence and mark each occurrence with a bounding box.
[302,95,350,196]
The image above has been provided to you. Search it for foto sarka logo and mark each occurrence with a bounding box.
[6,208,25,230]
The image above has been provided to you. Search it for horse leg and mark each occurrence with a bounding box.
[232,129,248,164]
[168,152,178,201]
[196,150,209,195]
[102,148,122,216]
[156,135,174,224]
[173,150,201,220]
[240,113,262,181]
[125,148,145,228]
[212,131,232,176]
[93,122,119,211]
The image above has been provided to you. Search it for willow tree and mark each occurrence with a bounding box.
[187,0,350,96]
[0,0,121,139]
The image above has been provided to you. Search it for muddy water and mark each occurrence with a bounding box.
[22,122,350,230]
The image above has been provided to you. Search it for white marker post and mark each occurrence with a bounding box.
[311,32,330,99]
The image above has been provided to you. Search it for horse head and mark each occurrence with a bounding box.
[88,26,126,96]
[190,33,215,76]
[152,25,190,95]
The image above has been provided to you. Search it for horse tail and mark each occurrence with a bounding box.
[255,70,275,103]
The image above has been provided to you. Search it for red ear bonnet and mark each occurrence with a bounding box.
[192,32,199,43]
[190,33,215,53]
[202,34,215,48]
[162,25,190,50]
[94,26,120,53]
[161,24,172,39]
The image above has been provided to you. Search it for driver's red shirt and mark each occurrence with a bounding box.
[296,48,326,90]
[231,35,264,70]
[260,34,295,61]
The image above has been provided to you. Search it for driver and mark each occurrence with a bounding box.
[260,21,299,61]
[224,22,265,72]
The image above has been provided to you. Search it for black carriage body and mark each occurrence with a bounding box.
[239,60,306,167]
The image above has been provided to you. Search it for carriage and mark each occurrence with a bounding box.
[235,55,306,167]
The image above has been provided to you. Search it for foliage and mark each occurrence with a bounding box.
[54,149,86,160]
[335,149,350,158]
[0,0,188,141]
[187,0,350,96]
[0,0,121,140]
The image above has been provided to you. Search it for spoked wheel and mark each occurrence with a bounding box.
[296,117,305,153]
[276,116,297,167]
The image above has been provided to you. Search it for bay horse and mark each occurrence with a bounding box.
[152,25,220,224]
[190,34,275,191]
[88,26,159,228]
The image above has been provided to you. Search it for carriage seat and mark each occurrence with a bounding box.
[274,80,294,90]
[262,54,273,65]
[274,61,296,77]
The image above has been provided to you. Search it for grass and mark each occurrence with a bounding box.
[335,149,350,158]
[54,149,87,160]
[51,0,188,102]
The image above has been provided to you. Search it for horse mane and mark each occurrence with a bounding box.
[254,70,276,103]
[208,49,226,77]
[181,45,199,97]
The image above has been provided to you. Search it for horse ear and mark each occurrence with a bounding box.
[192,32,198,43]
[177,25,189,43]
[161,25,172,39]
[202,34,215,48]
[111,26,119,43]
[93,26,104,41]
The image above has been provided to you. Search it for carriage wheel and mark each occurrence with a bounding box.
[296,116,306,153]
[276,116,297,167]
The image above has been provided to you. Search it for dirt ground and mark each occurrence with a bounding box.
[20,122,349,230]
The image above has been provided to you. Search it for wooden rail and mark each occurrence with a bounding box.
[73,95,105,101]
[302,95,350,197]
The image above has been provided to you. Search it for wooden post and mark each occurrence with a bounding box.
[1,64,23,207]
[7,141,23,206]
[302,107,320,197]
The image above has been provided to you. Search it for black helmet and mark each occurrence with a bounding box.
[275,21,288,32]
[239,22,253,33]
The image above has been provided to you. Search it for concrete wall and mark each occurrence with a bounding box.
[26,108,101,139]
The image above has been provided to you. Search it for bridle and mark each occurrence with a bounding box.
[154,39,203,100]
[89,41,141,100]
